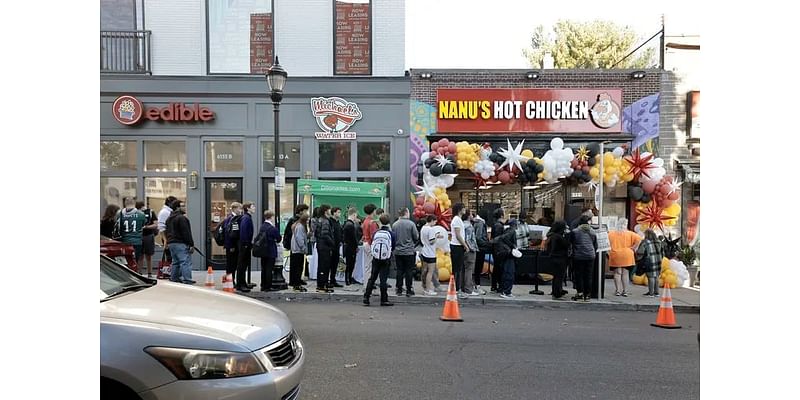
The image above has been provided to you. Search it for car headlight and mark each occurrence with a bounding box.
[145,347,266,379]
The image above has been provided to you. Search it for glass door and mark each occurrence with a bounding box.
[206,178,243,270]
[263,178,296,233]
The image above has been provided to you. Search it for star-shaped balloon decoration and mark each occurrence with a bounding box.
[434,155,453,169]
[624,149,656,182]
[498,139,529,173]
[667,178,683,195]
[414,182,437,200]
[636,202,676,233]
[434,203,453,231]
[575,145,591,162]
[583,179,599,193]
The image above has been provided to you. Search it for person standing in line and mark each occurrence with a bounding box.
[118,197,147,267]
[462,210,481,296]
[361,204,379,287]
[342,207,361,286]
[418,215,441,296]
[514,210,532,250]
[165,200,196,284]
[223,202,243,286]
[570,215,597,302]
[493,220,517,299]
[289,214,309,292]
[472,211,491,294]
[608,218,641,297]
[546,221,571,300]
[235,201,255,292]
[392,207,419,297]
[315,205,336,293]
[101,204,120,238]
[449,203,470,298]
[282,204,309,285]
[157,196,178,258]
[257,210,282,292]
[309,207,320,256]
[636,229,664,298]
[363,213,396,307]
[137,201,158,278]
[490,208,507,293]
[328,207,344,288]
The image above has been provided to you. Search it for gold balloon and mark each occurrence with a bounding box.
[521,149,534,159]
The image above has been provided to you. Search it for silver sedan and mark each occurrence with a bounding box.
[100,255,305,400]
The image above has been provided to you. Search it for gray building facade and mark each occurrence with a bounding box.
[101,75,410,270]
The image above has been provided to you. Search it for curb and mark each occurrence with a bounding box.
[243,291,700,314]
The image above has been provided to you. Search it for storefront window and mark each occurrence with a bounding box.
[100,141,137,172]
[101,177,137,216]
[262,141,301,171]
[319,142,351,171]
[266,182,295,232]
[208,0,273,74]
[144,141,186,172]
[357,142,390,171]
[144,177,187,211]
[205,141,244,172]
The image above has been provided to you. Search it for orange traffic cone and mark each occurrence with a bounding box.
[651,281,681,329]
[439,275,463,322]
[204,267,215,288]
[222,274,235,293]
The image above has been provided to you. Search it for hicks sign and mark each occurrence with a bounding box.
[112,95,215,126]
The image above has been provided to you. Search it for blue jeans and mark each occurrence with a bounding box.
[501,258,515,295]
[168,243,193,283]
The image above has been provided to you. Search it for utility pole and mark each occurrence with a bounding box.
[660,14,665,69]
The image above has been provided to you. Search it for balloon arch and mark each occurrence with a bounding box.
[413,137,682,235]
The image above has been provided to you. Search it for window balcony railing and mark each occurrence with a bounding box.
[100,30,151,74]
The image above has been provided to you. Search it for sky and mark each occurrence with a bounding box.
[405,0,699,69]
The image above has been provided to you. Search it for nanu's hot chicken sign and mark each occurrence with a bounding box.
[436,89,622,133]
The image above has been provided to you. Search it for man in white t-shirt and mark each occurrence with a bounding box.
[419,215,442,295]
[449,203,470,297]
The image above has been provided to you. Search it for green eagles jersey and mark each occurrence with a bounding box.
[118,208,147,245]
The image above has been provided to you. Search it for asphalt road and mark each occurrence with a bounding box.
[275,300,700,400]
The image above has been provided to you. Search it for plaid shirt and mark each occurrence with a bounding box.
[637,239,663,273]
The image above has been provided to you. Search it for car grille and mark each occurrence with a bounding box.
[265,333,297,368]
[281,384,300,400]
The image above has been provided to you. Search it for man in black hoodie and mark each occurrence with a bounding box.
[315,205,336,293]
[165,200,195,284]
[328,207,344,289]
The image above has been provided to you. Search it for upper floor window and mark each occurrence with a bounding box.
[208,0,273,74]
[334,0,371,75]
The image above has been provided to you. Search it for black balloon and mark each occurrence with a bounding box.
[587,157,596,167]
[424,158,436,168]
[526,159,537,168]
[442,164,456,174]
[628,186,644,201]
[430,164,443,176]
[588,144,600,156]
[640,193,651,203]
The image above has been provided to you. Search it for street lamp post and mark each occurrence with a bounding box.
[267,56,288,290]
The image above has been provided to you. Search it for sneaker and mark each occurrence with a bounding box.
[293,286,307,292]
[571,294,582,302]
[380,301,394,306]
[499,293,511,299]
[458,293,469,299]
[469,290,480,296]
[643,292,652,296]
[653,292,660,296]
[396,289,404,296]
[316,287,329,293]
[363,297,370,306]
[621,292,629,297]
[406,290,415,297]
[582,296,590,302]
[424,290,437,296]
[614,292,622,296]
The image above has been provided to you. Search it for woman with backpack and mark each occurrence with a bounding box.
[290,214,310,292]
[636,229,664,298]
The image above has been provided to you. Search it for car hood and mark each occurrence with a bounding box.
[100,282,292,351]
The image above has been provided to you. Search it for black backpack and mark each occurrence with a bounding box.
[252,230,269,257]
[282,216,298,250]
[225,215,242,242]
[213,217,227,246]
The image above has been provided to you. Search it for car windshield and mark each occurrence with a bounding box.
[100,256,152,301]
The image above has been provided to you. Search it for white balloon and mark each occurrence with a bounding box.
[481,172,491,179]
[551,137,564,151]
[442,175,455,188]
[421,152,430,162]
[613,147,625,157]
[607,179,617,187]
[431,226,450,252]
[653,158,664,167]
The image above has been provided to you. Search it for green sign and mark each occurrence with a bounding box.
[297,179,386,198]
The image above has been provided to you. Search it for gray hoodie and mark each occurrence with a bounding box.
[291,223,307,254]
[391,217,419,256]
[571,224,597,260]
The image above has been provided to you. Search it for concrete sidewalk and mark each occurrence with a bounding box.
[187,269,700,313]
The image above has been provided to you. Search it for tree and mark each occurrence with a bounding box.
[522,20,657,69]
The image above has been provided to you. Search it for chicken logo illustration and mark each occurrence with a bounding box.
[590,93,621,129]
[311,97,363,133]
